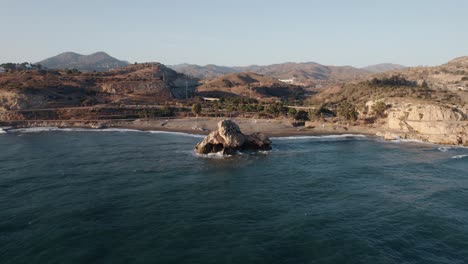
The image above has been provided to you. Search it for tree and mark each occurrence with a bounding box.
[294,110,309,121]
[337,102,359,121]
[256,103,264,112]
[372,101,387,118]
[421,80,429,89]
[192,103,202,116]
[314,104,335,118]
[288,108,297,116]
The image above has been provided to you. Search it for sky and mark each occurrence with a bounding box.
[1,0,467,67]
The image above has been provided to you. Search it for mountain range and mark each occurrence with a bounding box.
[170,62,406,85]
[37,52,129,72]
[35,51,405,84]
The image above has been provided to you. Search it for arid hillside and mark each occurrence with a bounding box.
[0,63,198,111]
[315,56,468,106]
[196,72,305,102]
[171,62,371,86]
[372,56,468,92]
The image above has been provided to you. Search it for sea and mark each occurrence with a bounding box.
[0,128,467,264]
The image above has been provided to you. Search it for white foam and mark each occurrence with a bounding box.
[272,134,367,140]
[452,155,468,159]
[7,127,142,133]
[194,151,231,159]
[0,128,6,134]
[438,147,450,152]
[6,127,205,138]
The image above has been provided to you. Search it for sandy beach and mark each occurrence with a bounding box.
[117,117,381,137]
[1,117,381,137]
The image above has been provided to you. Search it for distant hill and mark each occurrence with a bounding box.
[169,64,239,79]
[196,72,305,101]
[37,52,129,72]
[362,63,406,73]
[170,62,371,86]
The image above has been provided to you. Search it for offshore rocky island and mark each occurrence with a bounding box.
[195,119,272,155]
[1,52,467,146]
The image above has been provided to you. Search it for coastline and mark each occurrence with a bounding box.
[3,117,467,147]
[0,117,379,138]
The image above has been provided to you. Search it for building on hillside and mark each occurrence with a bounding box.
[279,77,295,84]
[203,97,220,102]
[0,67,5,73]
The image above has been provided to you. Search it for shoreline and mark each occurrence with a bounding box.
[0,117,379,138]
[2,117,467,147]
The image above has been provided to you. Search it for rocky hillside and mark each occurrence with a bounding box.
[37,52,129,72]
[171,62,371,86]
[372,56,468,92]
[196,72,304,101]
[312,56,468,146]
[0,63,198,111]
[362,63,406,73]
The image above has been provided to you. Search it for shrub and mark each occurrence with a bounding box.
[294,110,309,121]
[192,103,202,116]
[337,102,359,121]
[368,75,417,87]
[264,102,286,116]
[288,108,297,116]
[315,104,335,118]
[372,101,387,118]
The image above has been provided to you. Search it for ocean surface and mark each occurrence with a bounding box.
[1,128,468,264]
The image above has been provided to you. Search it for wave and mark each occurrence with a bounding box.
[0,128,6,134]
[452,155,468,159]
[438,147,450,152]
[5,127,205,138]
[272,134,367,140]
[7,127,142,133]
[194,151,231,159]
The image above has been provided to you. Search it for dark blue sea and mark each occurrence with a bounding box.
[1,128,468,264]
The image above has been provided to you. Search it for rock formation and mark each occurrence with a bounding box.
[195,119,272,155]
[379,103,468,146]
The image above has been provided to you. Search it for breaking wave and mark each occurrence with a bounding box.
[452,155,468,159]
[5,127,205,138]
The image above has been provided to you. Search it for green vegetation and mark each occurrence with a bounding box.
[138,107,174,118]
[288,108,297,116]
[368,75,417,87]
[264,102,287,117]
[294,110,309,121]
[337,102,358,121]
[372,101,387,118]
[0,62,43,72]
[192,103,202,116]
[313,104,335,119]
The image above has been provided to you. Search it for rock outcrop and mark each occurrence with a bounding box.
[195,119,272,155]
[381,103,468,146]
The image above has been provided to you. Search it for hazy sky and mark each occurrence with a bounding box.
[1,0,467,67]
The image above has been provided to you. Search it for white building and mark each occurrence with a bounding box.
[279,78,295,84]
[0,67,5,73]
